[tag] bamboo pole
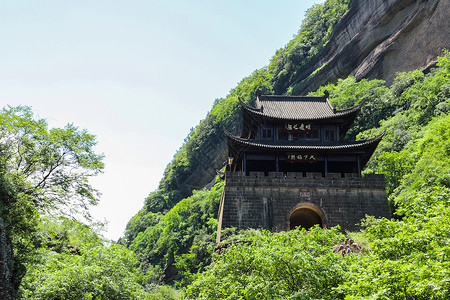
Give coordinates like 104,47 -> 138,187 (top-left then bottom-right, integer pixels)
215,179 -> 226,244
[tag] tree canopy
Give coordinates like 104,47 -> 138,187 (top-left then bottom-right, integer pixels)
0,106 -> 104,299
0,105 -> 104,215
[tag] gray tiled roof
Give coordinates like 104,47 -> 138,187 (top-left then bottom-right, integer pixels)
242,95 -> 360,120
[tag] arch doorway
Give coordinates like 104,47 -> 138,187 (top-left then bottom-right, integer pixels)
289,205 -> 323,230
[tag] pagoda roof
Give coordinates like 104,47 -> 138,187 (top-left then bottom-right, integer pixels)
226,132 -> 384,152
226,131 -> 384,169
241,95 -> 361,121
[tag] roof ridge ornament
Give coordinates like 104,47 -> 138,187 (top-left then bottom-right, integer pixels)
239,97 -> 261,112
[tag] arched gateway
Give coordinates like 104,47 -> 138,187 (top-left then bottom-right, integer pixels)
289,203 -> 326,230
216,95 -> 390,242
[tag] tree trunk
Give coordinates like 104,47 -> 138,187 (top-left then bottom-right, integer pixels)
0,214 -> 16,300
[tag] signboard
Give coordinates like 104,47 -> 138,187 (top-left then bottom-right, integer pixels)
286,153 -> 318,163
284,123 -> 313,133
299,192 -> 311,197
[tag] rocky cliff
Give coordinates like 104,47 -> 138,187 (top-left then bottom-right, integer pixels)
291,0 -> 450,94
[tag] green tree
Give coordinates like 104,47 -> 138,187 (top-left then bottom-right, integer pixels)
0,106 -> 104,299
129,183 -> 222,285
19,217 -> 150,300
337,188 -> 450,299
184,226 -> 346,300
310,77 -> 392,138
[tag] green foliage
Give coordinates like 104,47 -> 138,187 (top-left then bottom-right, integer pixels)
0,106 -> 105,296
337,188 -> 450,299
36,216 -> 105,250
0,169 -> 36,294
21,246 -> 147,300
229,68 -> 274,104
391,114 -> 450,211
375,150 -> 414,196
335,54 -> 450,298
219,227 -> 264,244
358,53 -> 450,199
174,227 -> 216,287
128,182 -> 223,284
19,218 -> 149,300
269,0 -> 351,94
122,209 -> 163,246
0,106 -> 104,215
184,226 -> 346,300
146,285 -> 181,300
310,77 -> 391,138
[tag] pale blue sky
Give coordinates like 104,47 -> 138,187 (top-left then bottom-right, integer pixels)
1,0 -> 323,240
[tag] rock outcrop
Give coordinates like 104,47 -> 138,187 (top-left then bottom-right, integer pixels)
291,0 -> 450,94
333,238 -> 364,256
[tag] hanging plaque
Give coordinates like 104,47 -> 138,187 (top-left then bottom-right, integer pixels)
284,123 -> 313,133
286,153 -> 318,163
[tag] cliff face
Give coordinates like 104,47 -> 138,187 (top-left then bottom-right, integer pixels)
291,0 -> 450,94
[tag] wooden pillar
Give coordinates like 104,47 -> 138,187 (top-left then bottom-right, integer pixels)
243,153 -> 247,173
275,155 -> 279,172
324,154 -> 328,175
356,156 -> 361,175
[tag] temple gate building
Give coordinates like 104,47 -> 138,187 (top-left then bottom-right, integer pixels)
216,95 -> 390,239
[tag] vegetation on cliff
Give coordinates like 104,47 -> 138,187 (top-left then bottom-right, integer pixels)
121,50 -> 450,297
269,0 -> 351,94
123,29 -> 449,300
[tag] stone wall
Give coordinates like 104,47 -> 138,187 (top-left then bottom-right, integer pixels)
222,171 -> 390,232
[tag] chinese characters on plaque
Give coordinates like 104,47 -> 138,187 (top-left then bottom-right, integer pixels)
286,153 -> 318,163
284,123 -> 312,133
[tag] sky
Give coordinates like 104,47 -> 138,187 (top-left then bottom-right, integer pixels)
1,0 -> 323,240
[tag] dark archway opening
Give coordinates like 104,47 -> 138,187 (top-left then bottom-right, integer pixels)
290,207 -> 323,230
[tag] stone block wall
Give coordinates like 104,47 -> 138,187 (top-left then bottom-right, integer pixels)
222,171 -> 390,232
